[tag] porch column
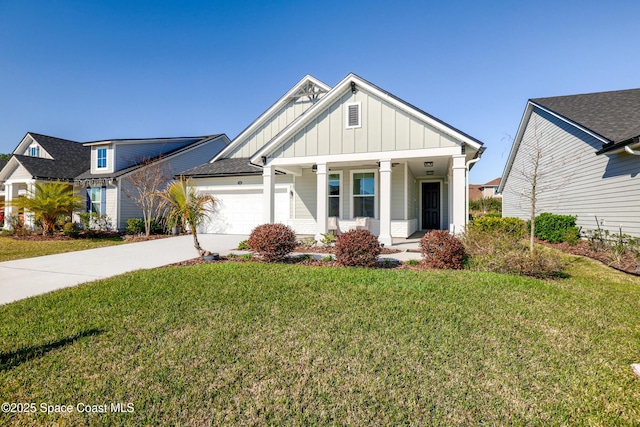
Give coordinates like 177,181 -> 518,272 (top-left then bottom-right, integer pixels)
451,155 -> 466,235
315,163 -> 327,241
3,183 -> 15,230
379,159 -> 393,246
263,165 -> 275,224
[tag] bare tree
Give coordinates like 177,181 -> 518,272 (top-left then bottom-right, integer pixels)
123,157 -> 173,237
505,116 -> 575,253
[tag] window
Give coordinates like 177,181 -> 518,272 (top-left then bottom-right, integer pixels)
346,102 -> 361,128
97,148 -> 107,169
328,172 -> 342,217
29,146 -> 39,157
352,171 -> 375,218
88,187 -> 106,216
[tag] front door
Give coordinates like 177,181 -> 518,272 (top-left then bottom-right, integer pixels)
421,182 -> 440,230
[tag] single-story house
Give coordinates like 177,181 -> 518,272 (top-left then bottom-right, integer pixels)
499,88 -> 640,236
469,178 -> 501,201
0,132 -> 229,231
182,73 -> 484,245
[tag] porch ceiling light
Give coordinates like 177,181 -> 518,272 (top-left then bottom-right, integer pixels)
424,161 -> 433,167
426,171 -> 434,176
312,164 -> 317,173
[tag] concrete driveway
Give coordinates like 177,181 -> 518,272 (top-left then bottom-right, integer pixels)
0,234 -> 248,306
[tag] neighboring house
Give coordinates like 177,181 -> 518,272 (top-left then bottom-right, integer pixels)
183,73 -> 484,244
0,132 -> 229,231
499,88 -> 640,236
469,178 -> 501,201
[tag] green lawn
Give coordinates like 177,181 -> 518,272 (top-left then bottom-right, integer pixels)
0,236 -> 125,262
1,258 -> 640,425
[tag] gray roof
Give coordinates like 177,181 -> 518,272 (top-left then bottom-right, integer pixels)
180,158 -> 263,177
0,160 -> 7,172
15,133 -> 90,180
75,134 -> 225,180
532,88 -> 640,150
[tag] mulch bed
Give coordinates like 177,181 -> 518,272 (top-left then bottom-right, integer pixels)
540,239 -> 640,276
164,255 -> 424,270
293,245 -> 401,255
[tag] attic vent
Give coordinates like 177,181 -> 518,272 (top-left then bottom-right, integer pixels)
346,102 -> 361,128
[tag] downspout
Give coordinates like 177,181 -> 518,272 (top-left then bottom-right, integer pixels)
465,154 -> 483,225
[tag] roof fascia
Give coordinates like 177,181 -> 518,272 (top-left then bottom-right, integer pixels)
83,135 -> 214,147
105,134 -> 229,181
251,74 -> 482,164
0,156 -> 24,181
532,101 -> 610,145
210,75 -> 332,163
13,133 -> 53,159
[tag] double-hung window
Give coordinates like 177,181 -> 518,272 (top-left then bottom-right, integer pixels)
90,187 -> 103,216
30,146 -> 40,157
97,148 -> 107,169
352,171 -> 376,218
328,172 -> 342,217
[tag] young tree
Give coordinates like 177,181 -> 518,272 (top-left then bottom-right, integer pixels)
9,181 -> 84,235
159,177 -> 217,257
122,157 -> 172,237
504,116 -> 574,253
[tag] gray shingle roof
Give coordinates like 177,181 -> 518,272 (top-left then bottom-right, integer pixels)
180,158 -> 263,177
16,133 -> 90,180
0,160 -> 7,172
532,88 -> 640,147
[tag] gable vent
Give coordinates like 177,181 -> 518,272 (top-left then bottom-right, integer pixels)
346,102 -> 361,128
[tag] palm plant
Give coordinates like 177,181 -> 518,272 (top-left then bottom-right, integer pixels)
159,177 -> 216,257
9,181 -> 84,235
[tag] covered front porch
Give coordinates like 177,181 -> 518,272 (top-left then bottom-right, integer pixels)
262,150 -> 470,246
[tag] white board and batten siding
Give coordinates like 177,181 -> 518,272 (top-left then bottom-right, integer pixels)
269,89 -> 460,160
502,107 -> 640,236
228,97 -> 317,159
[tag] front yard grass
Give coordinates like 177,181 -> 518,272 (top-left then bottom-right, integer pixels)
0,236 -> 125,262
1,257 -> 640,425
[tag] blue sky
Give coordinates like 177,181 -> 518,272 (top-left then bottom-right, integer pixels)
1,0 -> 639,183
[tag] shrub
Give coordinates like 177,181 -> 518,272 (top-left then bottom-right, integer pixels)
126,218 -> 145,235
247,223 -> 297,262
419,230 -> 466,270
405,259 -> 420,266
533,213 -> 579,243
469,216 -> 526,239
63,222 -> 79,238
320,232 -> 336,246
463,220 -> 565,278
334,229 -> 381,267
237,240 -> 250,250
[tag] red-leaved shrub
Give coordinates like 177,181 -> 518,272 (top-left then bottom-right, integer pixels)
334,229 -> 381,267
248,223 -> 297,262
420,230 -> 466,269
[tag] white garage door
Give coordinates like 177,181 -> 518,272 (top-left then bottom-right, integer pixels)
201,188 -> 290,234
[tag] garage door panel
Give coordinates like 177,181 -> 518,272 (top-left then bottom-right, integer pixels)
202,189 -> 289,234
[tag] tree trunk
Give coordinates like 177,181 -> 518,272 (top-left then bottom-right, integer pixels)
191,227 -> 205,257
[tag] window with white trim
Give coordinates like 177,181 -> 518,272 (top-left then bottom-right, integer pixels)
328,172 -> 342,218
352,171 -> 375,218
28,145 -> 40,157
97,148 -> 107,169
90,187 -> 103,215
346,102 -> 361,128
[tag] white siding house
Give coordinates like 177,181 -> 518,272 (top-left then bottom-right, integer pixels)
185,74 -> 484,244
500,88 -> 640,237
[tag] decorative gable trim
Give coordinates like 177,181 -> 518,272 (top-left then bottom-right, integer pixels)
251,73 -> 483,165
210,75 -> 331,163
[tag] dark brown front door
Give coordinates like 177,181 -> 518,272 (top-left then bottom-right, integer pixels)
421,182 -> 440,230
